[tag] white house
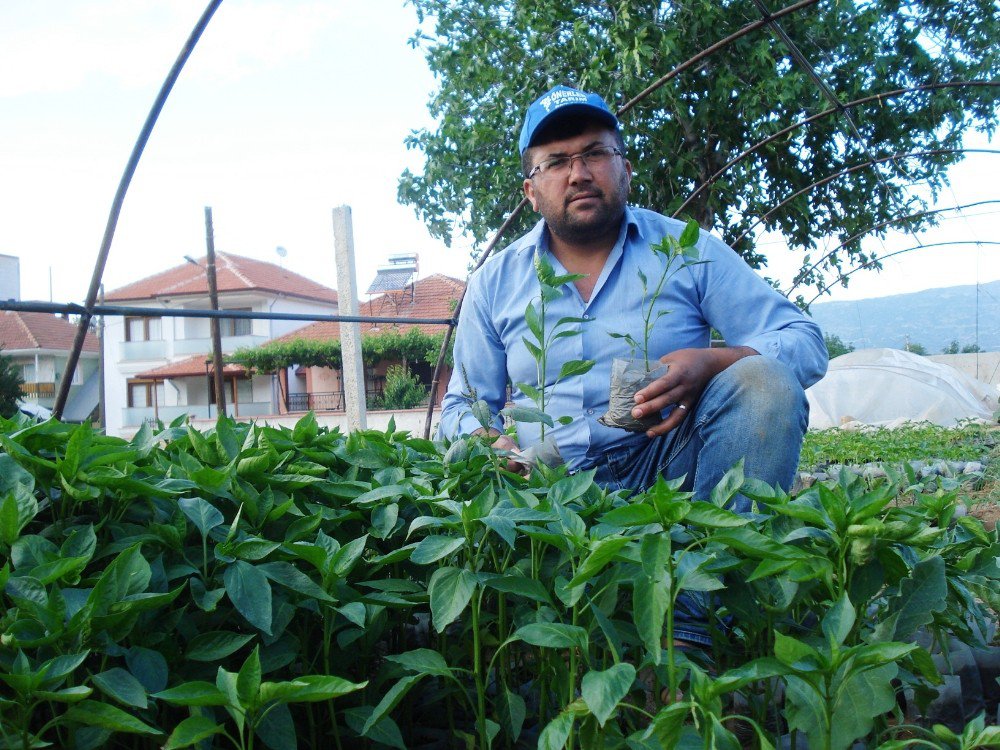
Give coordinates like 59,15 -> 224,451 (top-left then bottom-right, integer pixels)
0,310 -> 100,421
102,253 -> 338,437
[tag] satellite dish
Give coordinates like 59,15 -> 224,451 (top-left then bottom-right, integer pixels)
276,246 -> 288,258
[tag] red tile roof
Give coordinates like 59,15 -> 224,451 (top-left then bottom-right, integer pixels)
0,310 -> 99,353
135,354 -> 248,380
271,273 -> 463,344
105,252 -> 338,305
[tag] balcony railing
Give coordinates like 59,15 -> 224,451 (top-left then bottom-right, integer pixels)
284,386 -> 439,413
174,334 -> 268,356
20,382 -> 56,397
119,340 -> 167,361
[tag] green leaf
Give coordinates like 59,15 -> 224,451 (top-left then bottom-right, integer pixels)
684,501 -> 748,528
513,622 -> 588,651
678,218 -> 701,248
178,497 -> 225,537
33,685 -> 92,703
163,716 -> 224,750
599,504 -> 658,527
353,484 -> 408,507
501,405 -> 554,426
428,566 -> 477,633
257,561 -> 333,602
557,359 -> 596,380
224,560 -> 273,635
185,631 -> 255,662
362,675 -> 422,735
153,681 -> 229,707
568,536 -> 630,587
292,411 -> 319,443
821,593 -> 855,649
538,711 -> 574,750
65,700 -> 160,735
525,301 -> 543,341
482,573 -> 552,604
384,649 -> 455,680
830,663 -> 898,750
259,674 -> 367,703
774,632 -> 823,670
236,646 -> 262,709
92,668 -> 148,709
633,573 -> 670,665
498,686 -> 526,741
410,535 -> 465,565
581,663 -> 636,726
881,555 -> 947,641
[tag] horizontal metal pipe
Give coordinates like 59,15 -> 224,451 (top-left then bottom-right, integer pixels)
0,299 -> 456,327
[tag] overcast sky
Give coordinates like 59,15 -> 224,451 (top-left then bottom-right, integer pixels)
1,1 -> 997,309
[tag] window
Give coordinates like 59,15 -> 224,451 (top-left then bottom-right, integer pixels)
125,317 -> 162,342
20,363 -> 36,382
220,309 -> 252,337
127,380 -> 164,408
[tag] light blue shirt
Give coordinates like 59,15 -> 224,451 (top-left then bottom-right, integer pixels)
439,207 -> 828,470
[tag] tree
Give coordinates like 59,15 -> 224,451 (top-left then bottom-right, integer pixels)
824,333 -> 854,359
943,340 -> 961,354
399,0 -> 999,297
961,343 -> 982,353
904,341 -> 927,355
0,347 -> 24,418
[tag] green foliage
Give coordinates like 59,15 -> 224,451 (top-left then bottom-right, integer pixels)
0,347 -> 23,418
801,420 -> 995,469
824,332 -> 855,359
906,341 -> 929,355
370,364 -> 428,410
941,340 -> 981,355
229,327 -> 451,374
399,0 -> 999,295
0,414 -> 996,748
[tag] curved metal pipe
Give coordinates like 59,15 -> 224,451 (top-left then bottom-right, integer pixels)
671,81 -> 1000,220
54,0 -> 225,419
734,148 -> 1000,246
806,240 -> 1000,307
784,200 -> 1000,297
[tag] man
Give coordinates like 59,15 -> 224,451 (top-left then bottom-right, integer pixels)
439,84 -> 827,510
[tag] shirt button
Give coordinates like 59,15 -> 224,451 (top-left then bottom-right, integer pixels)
583,314 -> 591,320
586,408 -> 595,415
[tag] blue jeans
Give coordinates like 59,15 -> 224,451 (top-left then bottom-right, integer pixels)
591,356 -> 809,644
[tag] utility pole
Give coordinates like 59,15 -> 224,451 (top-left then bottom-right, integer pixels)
332,206 -> 367,430
204,207 -> 226,417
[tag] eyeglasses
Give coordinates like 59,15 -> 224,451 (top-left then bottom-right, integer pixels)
527,146 -> 623,179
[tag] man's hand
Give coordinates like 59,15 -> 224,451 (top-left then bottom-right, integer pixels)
473,428 -> 528,474
631,346 -> 759,438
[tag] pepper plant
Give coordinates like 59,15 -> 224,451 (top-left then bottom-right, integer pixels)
0,410 -> 996,749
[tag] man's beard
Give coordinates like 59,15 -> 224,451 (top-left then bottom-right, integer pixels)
541,172 -> 629,246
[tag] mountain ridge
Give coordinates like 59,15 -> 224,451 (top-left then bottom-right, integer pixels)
806,280 -> 1000,353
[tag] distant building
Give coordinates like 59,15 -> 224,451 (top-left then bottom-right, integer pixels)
271,273 -> 463,413
0,254 -> 20,302
0,310 -> 99,420
102,252 -> 338,437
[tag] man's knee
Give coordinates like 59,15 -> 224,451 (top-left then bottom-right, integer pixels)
710,356 -> 808,428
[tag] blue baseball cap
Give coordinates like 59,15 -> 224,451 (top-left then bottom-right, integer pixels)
518,85 -> 620,155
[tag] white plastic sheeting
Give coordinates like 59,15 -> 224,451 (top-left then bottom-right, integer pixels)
806,348 -> 1000,429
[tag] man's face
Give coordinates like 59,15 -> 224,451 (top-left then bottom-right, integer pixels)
522,123 -> 632,247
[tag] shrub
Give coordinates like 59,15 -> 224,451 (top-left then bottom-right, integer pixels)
372,363 -> 427,410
